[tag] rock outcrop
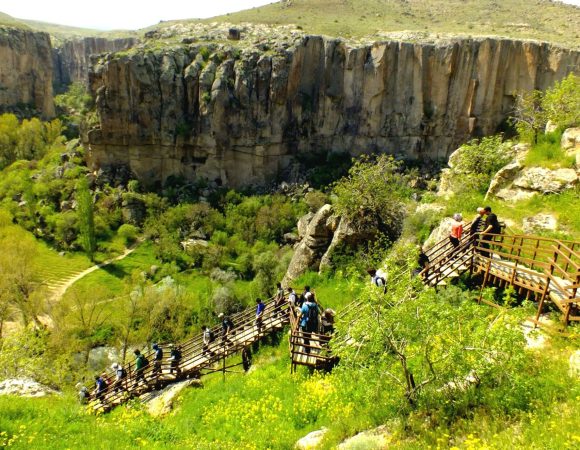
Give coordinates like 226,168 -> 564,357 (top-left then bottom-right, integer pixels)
487,164 -> 578,201
295,428 -> 328,450
284,204 -> 377,283
0,378 -> 58,397
338,426 -> 390,449
284,205 -> 334,283
86,34 -> 580,188
0,26 -> 54,117
53,37 -> 137,89
144,379 -> 201,417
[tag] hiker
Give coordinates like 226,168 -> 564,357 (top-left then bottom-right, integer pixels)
169,344 -> 182,376
202,326 -> 215,356
300,294 -> 320,333
134,349 -> 148,384
449,213 -> 463,249
481,206 -> 501,257
111,362 -> 127,392
287,286 -> 298,308
93,374 -> 107,401
77,384 -> 90,404
367,269 -> 387,293
219,313 -> 235,345
255,298 -> 266,330
415,246 -> 430,278
274,282 -> 285,317
299,286 -> 314,307
152,343 -> 163,376
470,207 -> 485,240
321,308 -> 336,335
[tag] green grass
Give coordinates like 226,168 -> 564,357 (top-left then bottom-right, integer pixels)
191,0 -> 580,47
524,131 -> 576,169
62,242 -> 162,300
0,315 -> 578,450
0,12 -> 29,29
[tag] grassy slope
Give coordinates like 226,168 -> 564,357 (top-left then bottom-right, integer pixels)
0,296 -> 577,449
195,0 -> 580,47
20,19 -> 135,41
0,12 -> 28,29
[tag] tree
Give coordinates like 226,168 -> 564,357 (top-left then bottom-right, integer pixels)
76,177 -> 96,260
510,89 -> 546,144
332,154 -> 412,241
542,73 -> 580,129
50,286 -> 112,365
0,220 -> 45,328
334,243 -> 527,410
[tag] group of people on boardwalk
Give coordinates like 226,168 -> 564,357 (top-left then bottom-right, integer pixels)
449,206 -> 501,256
83,281 -> 337,404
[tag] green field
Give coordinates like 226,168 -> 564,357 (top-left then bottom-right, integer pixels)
196,0 -> 580,47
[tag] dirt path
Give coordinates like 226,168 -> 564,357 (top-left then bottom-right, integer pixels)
49,245 -> 137,302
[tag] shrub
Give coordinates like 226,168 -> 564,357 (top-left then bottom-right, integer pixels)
332,154 -> 412,241
117,224 -> 139,245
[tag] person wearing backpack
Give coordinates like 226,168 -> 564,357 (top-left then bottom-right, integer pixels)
169,344 -> 182,376
202,326 -> 215,356
219,313 -> 235,346
367,269 -> 387,294
77,384 -> 90,404
300,296 -> 320,333
255,298 -> 266,331
134,349 -> 148,385
93,374 -> 107,401
152,343 -> 163,376
111,362 -> 127,392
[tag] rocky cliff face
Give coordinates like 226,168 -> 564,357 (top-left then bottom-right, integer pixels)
0,26 -> 54,117
53,37 -> 137,89
86,34 -> 580,188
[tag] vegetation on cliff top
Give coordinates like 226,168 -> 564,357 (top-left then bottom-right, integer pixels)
199,0 -> 580,47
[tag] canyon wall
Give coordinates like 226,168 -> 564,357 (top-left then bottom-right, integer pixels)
86,36 -> 580,188
0,26 -> 54,117
53,37 -> 137,89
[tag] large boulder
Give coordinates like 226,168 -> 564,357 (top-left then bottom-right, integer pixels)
513,167 -> 577,193
295,428 -> 328,450
145,379 -> 201,417
283,205 -> 334,283
319,216 -> 377,272
561,128 -> 580,151
0,378 -> 58,397
423,217 -> 455,250
487,165 -> 578,201
338,426 -> 390,449
522,214 -> 558,234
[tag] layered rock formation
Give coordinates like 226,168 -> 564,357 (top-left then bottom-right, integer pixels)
0,26 -> 54,117
53,37 -> 137,89
86,35 -> 579,188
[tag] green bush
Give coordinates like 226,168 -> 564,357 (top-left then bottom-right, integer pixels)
117,223 -> 139,245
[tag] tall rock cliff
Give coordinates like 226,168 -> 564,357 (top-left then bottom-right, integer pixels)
86,35 -> 580,188
53,37 -> 137,89
0,26 -> 54,117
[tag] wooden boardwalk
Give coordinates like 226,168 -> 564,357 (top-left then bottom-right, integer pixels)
288,228 -> 580,371
91,298 -> 289,411
91,229 -> 579,411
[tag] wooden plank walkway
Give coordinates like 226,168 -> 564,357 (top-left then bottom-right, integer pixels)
91,298 -> 289,411
293,229 -> 580,371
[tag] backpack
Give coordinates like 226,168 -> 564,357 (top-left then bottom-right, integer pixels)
117,367 -> 127,379
141,355 -> 149,367
374,276 -> 386,286
307,302 -> 319,324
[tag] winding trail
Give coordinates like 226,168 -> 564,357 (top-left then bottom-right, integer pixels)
48,245 -> 138,302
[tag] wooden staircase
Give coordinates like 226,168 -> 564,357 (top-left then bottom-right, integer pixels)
288,227 -> 580,371
91,298 -> 289,411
